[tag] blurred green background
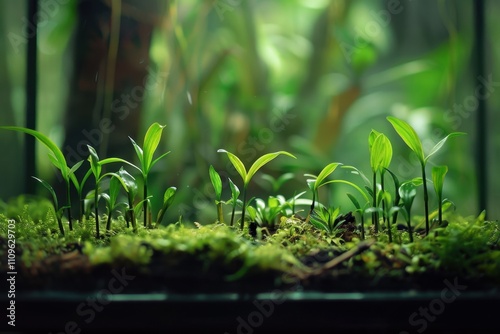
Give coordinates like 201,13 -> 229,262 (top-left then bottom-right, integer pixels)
0,0 -> 498,223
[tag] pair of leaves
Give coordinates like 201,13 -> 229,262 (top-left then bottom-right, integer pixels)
130,123 -> 170,176
306,162 -> 342,193
217,149 -> 296,188
369,130 -> 392,174
387,117 -> 465,165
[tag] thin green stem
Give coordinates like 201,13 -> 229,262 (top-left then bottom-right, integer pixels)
372,172 -> 378,233
95,185 -> 100,239
421,164 -> 430,235
143,178 -> 148,227
381,173 -> 391,242
57,214 -> 65,236
240,185 -> 248,230
106,210 -> 112,231
438,195 -> 443,226
230,204 -> 236,227
407,217 -> 413,242
67,182 -> 73,230
360,213 -> 365,240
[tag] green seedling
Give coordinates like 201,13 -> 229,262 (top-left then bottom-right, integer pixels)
32,176 -> 66,236
117,167 -> 138,231
209,165 -> 225,225
304,162 -> 342,222
87,146 -> 130,238
432,165 -> 448,226
156,186 -> 177,227
217,149 -> 296,230
101,175 -> 128,232
391,181 -> 419,242
346,193 -> 368,240
228,178 -> 240,227
253,196 -> 284,229
387,116 -> 465,235
1,126 -> 77,229
368,130 -> 393,234
260,172 -> 294,193
310,206 -> 341,235
129,123 -> 170,227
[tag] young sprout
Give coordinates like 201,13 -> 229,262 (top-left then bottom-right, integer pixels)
209,165 -> 225,225
129,123 -> 170,227
368,130 -> 392,234
432,165 -> 448,227
310,206 -> 341,235
304,162 -> 342,223
87,146 -> 130,238
155,186 -> 177,227
32,176 -> 66,236
260,172 -> 294,193
117,168 -> 138,231
399,182 -> 418,242
387,116 -> 465,235
101,176 -> 122,231
346,193 -> 367,240
217,149 -> 296,230
1,126 -> 77,229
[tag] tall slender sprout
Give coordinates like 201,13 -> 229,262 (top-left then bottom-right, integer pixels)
368,130 -> 392,234
0,126 -> 77,230
209,165 -> 225,225
129,123 -> 170,227
387,117 -> 465,235
217,150 -> 296,230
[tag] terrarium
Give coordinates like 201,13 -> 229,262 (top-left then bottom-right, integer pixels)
1,1 -> 499,333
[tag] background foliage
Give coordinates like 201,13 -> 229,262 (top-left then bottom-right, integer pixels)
1,0 -> 498,223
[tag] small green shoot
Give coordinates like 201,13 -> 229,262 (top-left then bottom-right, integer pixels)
32,176 -> 66,236
304,162 -> 342,222
368,130 -> 393,234
260,172 -> 294,193
217,149 -> 296,230
117,167 -> 138,231
387,116 -> 465,235
432,165 -> 448,226
156,186 -> 177,227
129,123 -> 170,227
209,165 -> 225,225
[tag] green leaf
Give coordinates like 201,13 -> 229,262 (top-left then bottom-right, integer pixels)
314,162 -> 342,191
118,168 -> 138,198
399,182 -> 418,212
69,160 -> 84,176
387,116 -> 425,163
87,145 -> 101,178
322,179 -> 370,202
425,132 -> 466,163
142,123 -> 166,173
432,165 -> 448,199
129,137 -> 144,166
163,186 -> 177,206
368,129 -> 381,151
109,175 -> 122,207
1,126 -> 69,180
150,151 -> 171,170
217,149 -> 247,183
346,193 -> 361,210
246,151 -> 296,185
32,176 -> 58,209
370,133 -> 392,173
209,165 -> 223,201
228,178 -> 240,201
